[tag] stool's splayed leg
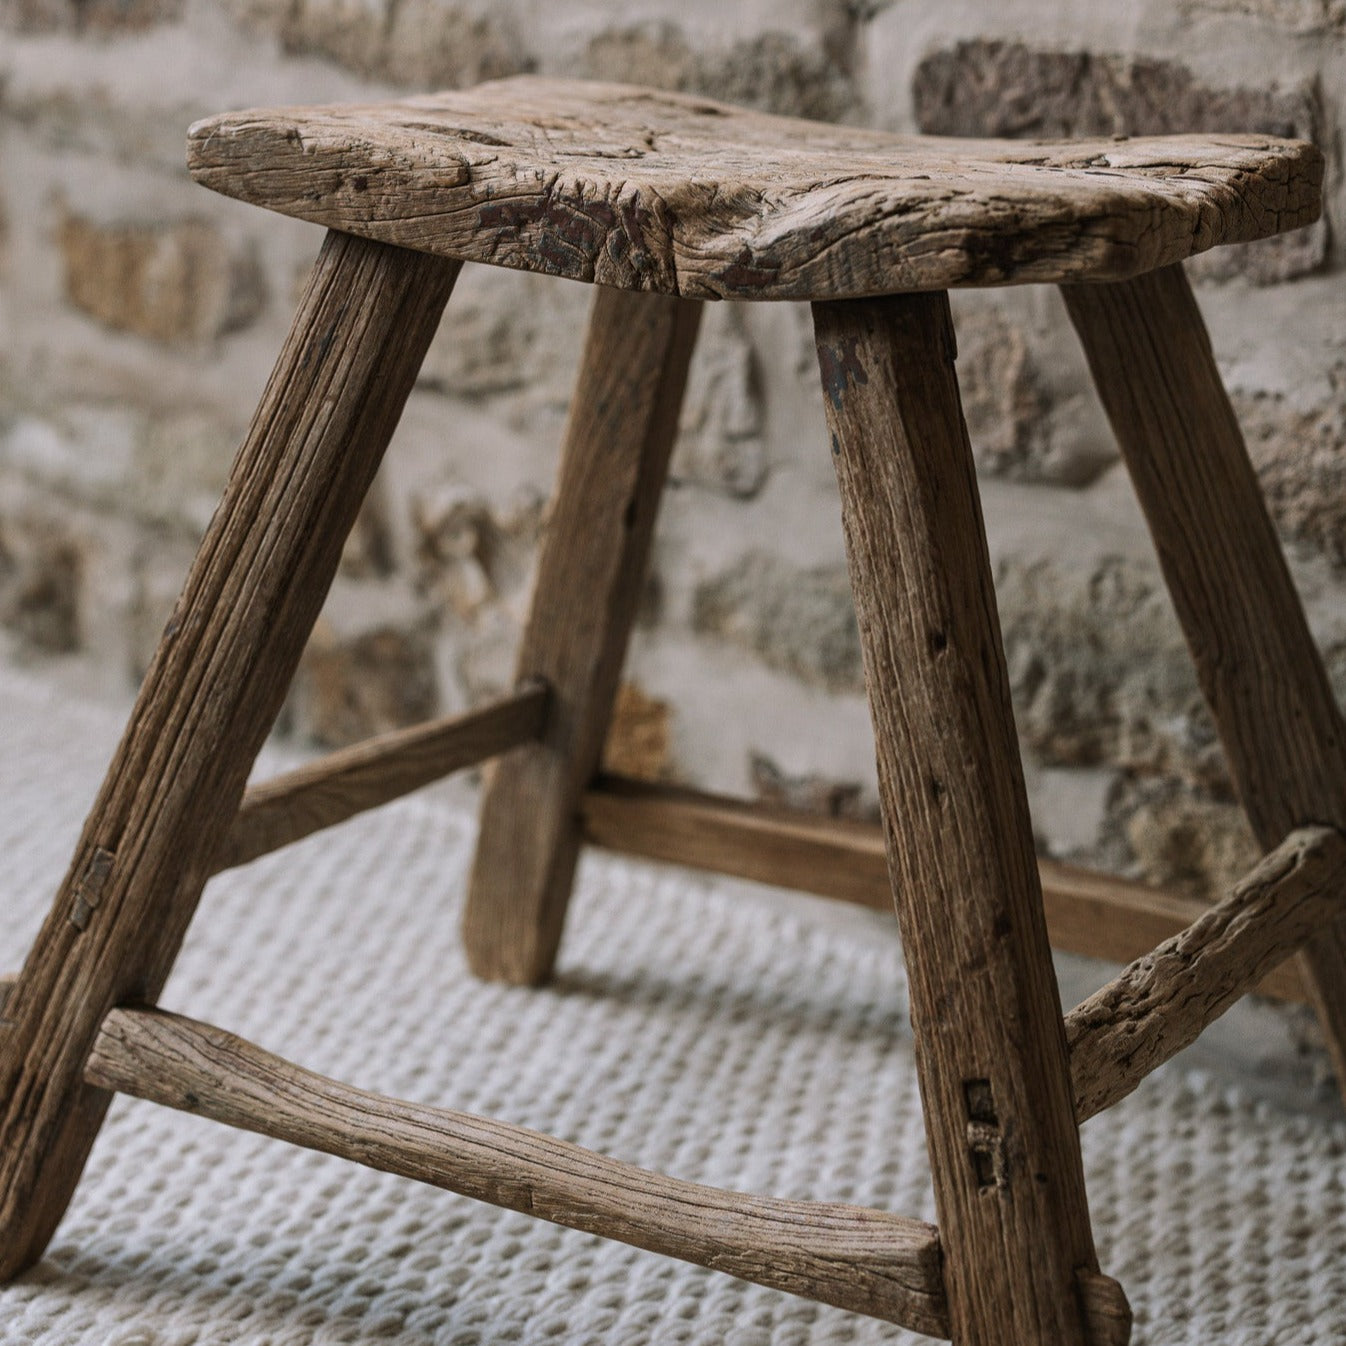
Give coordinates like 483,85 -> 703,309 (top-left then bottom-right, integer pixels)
461,287 -> 701,986
1063,265 -> 1346,1097
0,232 -> 458,1278
813,292 -> 1128,1346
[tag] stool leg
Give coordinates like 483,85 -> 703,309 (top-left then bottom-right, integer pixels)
1062,264 -> 1346,1092
0,231 -> 458,1277
813,293 -> 1126,1346
461,288 -> 701,985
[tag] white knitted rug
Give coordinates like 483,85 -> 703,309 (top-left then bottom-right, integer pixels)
0,667 -> 1343,1345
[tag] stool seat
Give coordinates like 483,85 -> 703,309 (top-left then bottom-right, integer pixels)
5,70 -> 1345,1346
186,75 -> 1322,300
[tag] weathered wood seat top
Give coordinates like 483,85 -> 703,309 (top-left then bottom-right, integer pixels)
188,75 -> 1322,301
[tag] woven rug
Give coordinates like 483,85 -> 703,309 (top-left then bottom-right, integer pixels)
0,666 -> 1342,1345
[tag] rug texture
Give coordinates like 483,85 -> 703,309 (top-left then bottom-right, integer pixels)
0,667 -> 1342,1345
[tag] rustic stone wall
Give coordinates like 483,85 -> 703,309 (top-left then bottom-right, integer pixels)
3,0 -> 1346,914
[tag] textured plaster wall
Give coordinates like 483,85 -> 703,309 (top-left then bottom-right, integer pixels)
2,1 -> 1346,997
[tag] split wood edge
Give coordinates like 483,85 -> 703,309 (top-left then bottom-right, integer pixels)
579,775 -> 1309,1004
82,1004 -> 950,1336
215,682 -> 549,871
1066,824 -> 1346,1121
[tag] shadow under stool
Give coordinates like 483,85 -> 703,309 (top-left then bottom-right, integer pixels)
2,75 -> 1344,1346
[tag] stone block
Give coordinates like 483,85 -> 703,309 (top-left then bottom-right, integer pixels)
692,551 -> 862,693
911,40 -> 1325,282
749,751 -> 869,820
59,210 -> 267,345
0,511 -> 82,655
340,483 -> 397,581
416,267 -> 586,402
602,681 -> 673,781
291,618 -> 439,748
1235,380 -> 1346,567
133,412 -> 241,534
672,306 -> 768,498
1187,220 -> 1330,285
1117,778 -> 1261,899
582,21 -> 855,119
410,481 -> 542,620
913,39 -> 1317,140
1,0 -> 182,31
1181,0 -> 1346,28
996,553 -> 1227,790
125,544 -> 191,684
228,0 -> 533,89
955,307 -> 1051,481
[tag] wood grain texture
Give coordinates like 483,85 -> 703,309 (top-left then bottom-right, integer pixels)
579,775 -> 1309,1004
187,76 -> 1322,300
1063,265 -> 1346,1093
461,286 -> 700,985
1076,1271 -> 1134,1346
814,292 -> 1119,1346
0,232 -> 458,1278
217,681 -> 548,871
1067,825 -> 1346,1122
84,1005 -> 952,1337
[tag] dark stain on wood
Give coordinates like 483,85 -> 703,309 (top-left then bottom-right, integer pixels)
816,335 -> 869,410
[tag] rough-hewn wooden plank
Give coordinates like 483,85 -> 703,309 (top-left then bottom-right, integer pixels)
217,682 -> 549,871
0,233 -> 459,1279
187,76 -> 1322,300
578,775 -> 1309,1004
814,292 -> 1121,1346
461,287 -> 700,985
1068,825 -> 1346,1122
84,1005 -> 951,1337
1063,264 -> 1346,1093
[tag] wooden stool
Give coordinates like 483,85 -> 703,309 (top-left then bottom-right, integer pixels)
2,77 -> 1343,1345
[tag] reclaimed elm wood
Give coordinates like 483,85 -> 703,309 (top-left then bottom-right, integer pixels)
0,231 -> 458,1278
217,680 -> 549,871
578,775 -> 1309,1003
186,77 -> 1322,300
461,286 -> 700,985
1063,265 -> 1346,1092
813,291 -> 1125,1346
1067,825 -> 1346,1122
83,1004 -> 952,1337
